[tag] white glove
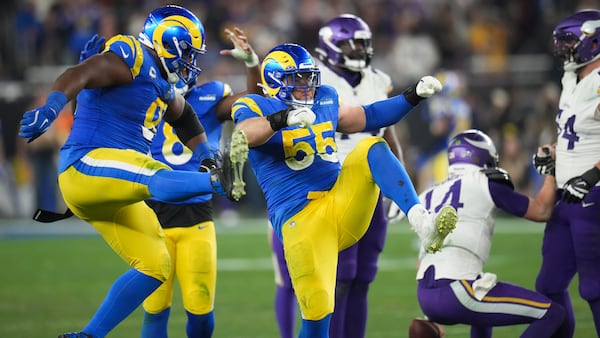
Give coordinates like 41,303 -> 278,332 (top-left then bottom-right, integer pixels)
416,75 -> 443,98
286,107 -> 316,128
221,27 -> 259,67
387,202 -> 406,223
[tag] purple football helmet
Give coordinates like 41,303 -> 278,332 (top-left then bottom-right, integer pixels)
448,129 -> 498,168
553,10 -> 600,69
315,14 -> 373,71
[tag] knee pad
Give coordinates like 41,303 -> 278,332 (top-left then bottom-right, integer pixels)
579,278 -> 600,302
300,288 -> 332,320
335,280 -> 352,300
136,249 -> 171,282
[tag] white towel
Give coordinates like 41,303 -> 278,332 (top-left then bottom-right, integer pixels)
472,272 -> 497,301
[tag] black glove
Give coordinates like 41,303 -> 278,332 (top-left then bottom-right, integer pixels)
199,158 -> 219,173
481,167 -> 514,190
532,146 -> 555,176
562,166 -> 600,203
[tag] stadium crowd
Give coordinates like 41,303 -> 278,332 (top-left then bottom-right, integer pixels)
0,0 -> 595,217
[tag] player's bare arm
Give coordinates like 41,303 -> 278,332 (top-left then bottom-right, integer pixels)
215,27 -> 262,121
524,175 -> 557,222
524,144 -> 557,221
235,116 -> 276,147
52,52 -> 133,100
337,104 -> 367,133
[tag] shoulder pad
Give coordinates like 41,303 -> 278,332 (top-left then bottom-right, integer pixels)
481,167 -> 514,190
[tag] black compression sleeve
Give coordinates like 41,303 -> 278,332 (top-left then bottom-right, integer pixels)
266,108 -> 291,131
169,101 -> 205,144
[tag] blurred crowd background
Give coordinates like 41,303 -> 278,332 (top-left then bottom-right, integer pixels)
0,0 -> 596,219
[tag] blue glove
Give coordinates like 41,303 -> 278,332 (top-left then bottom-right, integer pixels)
79,34 -> 106,63
562,166 -> 600,203
19,91 -> 68,143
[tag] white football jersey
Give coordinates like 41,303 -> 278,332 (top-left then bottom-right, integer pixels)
416,164 -> 496,280
555,67 -> 600,187
318,61 -> 393,162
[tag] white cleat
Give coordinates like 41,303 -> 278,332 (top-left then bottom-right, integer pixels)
228,129 -> 248,201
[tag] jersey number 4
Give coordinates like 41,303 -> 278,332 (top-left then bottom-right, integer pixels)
560,114 -> 579,150
423,180 -> 464,212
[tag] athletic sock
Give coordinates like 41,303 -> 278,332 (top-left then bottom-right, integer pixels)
84,269 -> 162,337
141,307 -> 170,338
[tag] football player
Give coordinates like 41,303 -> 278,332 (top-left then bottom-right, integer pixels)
534,9 -> 600,337
414,129 -> 565,338
269,14 -> 403,338
230,42 -> 456,337
140,27 -> 261,338
18,5 -> 242,338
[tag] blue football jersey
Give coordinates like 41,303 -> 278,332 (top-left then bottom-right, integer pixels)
232,85 -> 342,233
59,34 -> 173,173
150,81 -> 231,204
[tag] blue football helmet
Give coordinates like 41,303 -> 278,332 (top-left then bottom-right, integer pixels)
260,43 -> 321,107
138,5 -> 206,84
448,129 -> 499,168
553,10 -> 600,70
315,14 -> 373,71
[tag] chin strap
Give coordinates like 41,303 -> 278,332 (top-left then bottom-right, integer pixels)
564,53 -> 600,72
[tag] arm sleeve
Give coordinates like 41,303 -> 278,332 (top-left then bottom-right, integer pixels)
362,94 -> 415,131
489,181 -> 529,217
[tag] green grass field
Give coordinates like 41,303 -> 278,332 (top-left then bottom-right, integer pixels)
0,217 -> 594,337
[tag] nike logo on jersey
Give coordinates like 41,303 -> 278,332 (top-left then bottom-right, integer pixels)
198,225 -> 209,230
582,201 -> 595,208
119,46 -> 130,58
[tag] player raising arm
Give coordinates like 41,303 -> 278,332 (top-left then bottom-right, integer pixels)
228,42 -> 457,337
18,5 -> 239,338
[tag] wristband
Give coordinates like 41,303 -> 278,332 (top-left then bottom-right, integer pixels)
266,108 -> 291,131
46,91 -> 68,117
231,49 -> 259,68
402,82 -> 423,106
582,166 -> 600,186
244,52 -> 259,68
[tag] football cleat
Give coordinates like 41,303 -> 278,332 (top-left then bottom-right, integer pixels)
211,128 -> 248,201
58,332 -> 92,338
423,205 -> 457,254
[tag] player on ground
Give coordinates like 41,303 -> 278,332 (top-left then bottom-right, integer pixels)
534,9 -> 600,337
18,5 -> 242,338
230,42 -> 457,337
414,129 -> 565,338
